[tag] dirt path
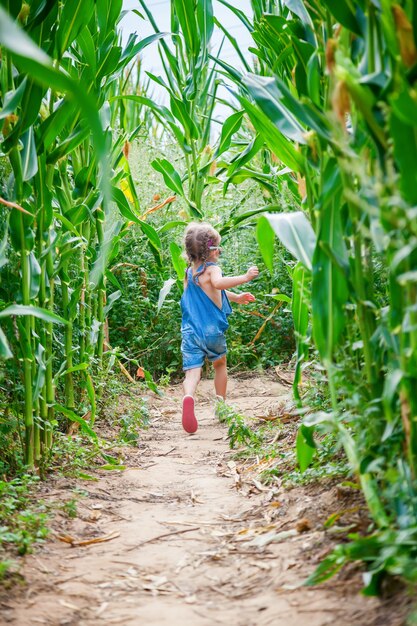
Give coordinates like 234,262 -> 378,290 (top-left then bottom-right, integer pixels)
1,376 -> 404,625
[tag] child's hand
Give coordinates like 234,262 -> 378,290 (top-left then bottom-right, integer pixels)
237,292 -> 256,304
245,266 -> 259,282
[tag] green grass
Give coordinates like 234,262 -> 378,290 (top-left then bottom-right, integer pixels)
0,475 -> 49,582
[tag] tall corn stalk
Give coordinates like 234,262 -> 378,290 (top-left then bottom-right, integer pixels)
0,1 -> 157,468
217,0 -> 417,587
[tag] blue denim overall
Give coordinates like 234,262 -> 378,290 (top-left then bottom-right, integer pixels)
180,262 -> 232,370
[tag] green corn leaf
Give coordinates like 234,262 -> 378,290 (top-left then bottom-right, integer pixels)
217,0 -> 253,31
170,241 -> 187,281
158,220 -> 187,233
55,404 -> 98,442
32,342 -> 46,403
89,221 -> 123,289
282,0 -> 314,29
291,262 -> 310,402
58,363 -> 90,377
56,0 -> 96,58
106,269 -> 123,291
0,326 -> 13,359
242,74 -> 307,144
111,186 -> 141,223
47,125 -> 89,164
19,80 -> 44,139
209,53 -> 243,82
216,110 -> 244,157
157,278 -> 177,313
312,176 -> 349,361
225,170 -> 276,196
103,290 -> 122,317
66,203 -> 90,227
0,7 -> 109,203
197,0 -> 214,54
77,25 -> 97,74
307,52 -> 321,106
227,134 -> 265,178
292,262 -> 309,340
296,425 -> 316,472
21,127 -> 38,181
37,99 -> 77,152
256,216 -> 275,273
0,304 -> 68,325
379,0 -> 399,58
0,219 -> 8,270
140,220 -> 162,252
390,113 -> 417,204
267,212 -> 316,271
28,252 -> 41,300
146,71 -> 171,91
97,45 -> 122,81
97,0 -> 123,35
151,158 -> 185,197
173,0 -> 199,57
53,211 -> 81,237
265,293 -> 291,303
0,78 -> 27,119
170,96 -> 200,139
124,32 -> 169,61
382,369 -> 403,423
320,0 -> 362,35
390,86 -> 417,127
239,97 -> 304,173
273,77 -> 333,143
86,373 -> 96,426
77,473 -> 98,481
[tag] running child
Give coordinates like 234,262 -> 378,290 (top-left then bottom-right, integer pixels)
180,222 -> 259,434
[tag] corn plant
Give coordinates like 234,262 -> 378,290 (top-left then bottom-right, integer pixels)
0,0 -> 160,469
216,0 -> 417,589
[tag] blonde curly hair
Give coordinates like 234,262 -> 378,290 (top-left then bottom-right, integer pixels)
183,222 -> 220,282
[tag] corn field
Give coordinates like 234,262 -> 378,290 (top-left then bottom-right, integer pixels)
1,0 -> 417,596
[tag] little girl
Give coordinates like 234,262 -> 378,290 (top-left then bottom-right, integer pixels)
180,222 -> 258,434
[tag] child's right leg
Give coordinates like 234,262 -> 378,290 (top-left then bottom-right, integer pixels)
183,366 -> 201,397
182,367 -> 201,434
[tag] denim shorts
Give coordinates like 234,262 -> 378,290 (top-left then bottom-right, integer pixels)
181,330 -> 227,371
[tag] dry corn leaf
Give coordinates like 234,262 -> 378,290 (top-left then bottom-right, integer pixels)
57,531 -> 120,547
295,518 -> 312,533
88,510 -> 102,522
141,195 -> 176,220
392,5 -> 417,67
274,366 -> 294,386
59,599 -> 81,610
248,528 -> 298,547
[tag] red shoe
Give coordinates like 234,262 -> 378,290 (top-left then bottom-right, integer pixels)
182,395 -> 198,434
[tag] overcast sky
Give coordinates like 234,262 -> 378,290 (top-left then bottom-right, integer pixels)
120,0 -> 254,126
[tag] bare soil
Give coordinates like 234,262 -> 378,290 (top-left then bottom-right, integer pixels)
0,375 -> 412,626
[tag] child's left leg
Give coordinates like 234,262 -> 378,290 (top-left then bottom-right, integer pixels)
213,355 -> 227,399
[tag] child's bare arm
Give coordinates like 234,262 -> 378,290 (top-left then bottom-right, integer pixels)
210,265 -> 259,290
226,290 -> 256,304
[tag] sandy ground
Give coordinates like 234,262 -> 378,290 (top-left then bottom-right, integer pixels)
0,376 -> 409,626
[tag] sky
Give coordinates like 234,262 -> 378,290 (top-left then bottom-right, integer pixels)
119,0 -> 254,126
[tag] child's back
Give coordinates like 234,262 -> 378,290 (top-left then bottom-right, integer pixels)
189,261 -> 222,309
